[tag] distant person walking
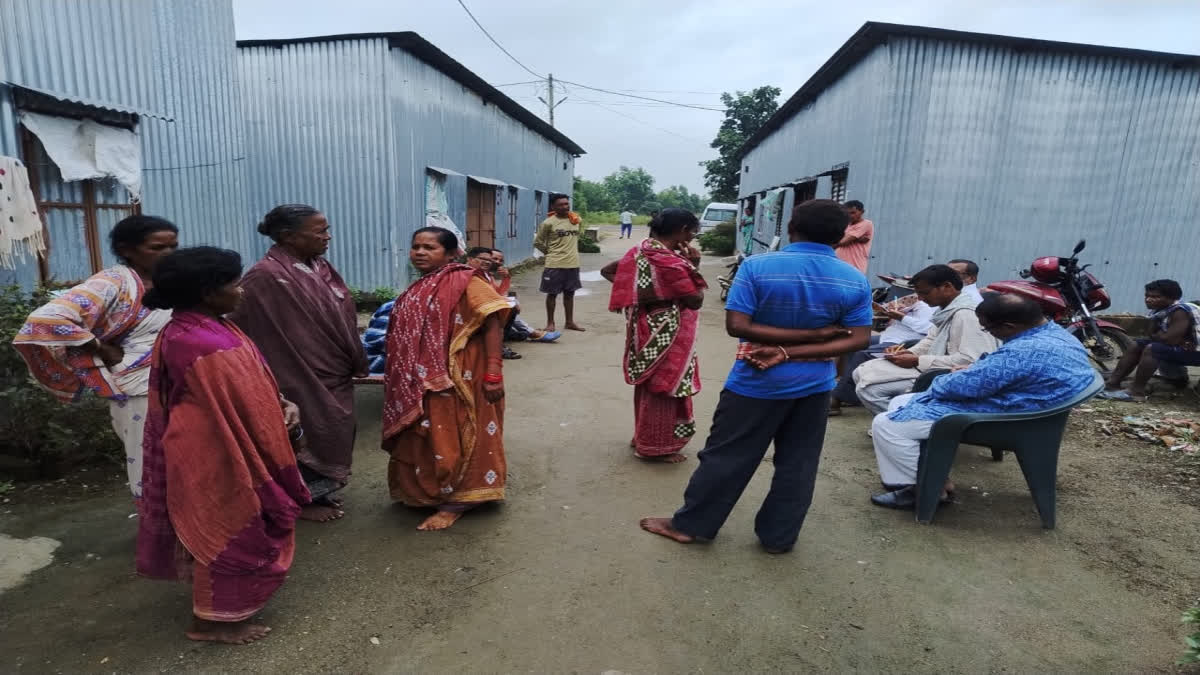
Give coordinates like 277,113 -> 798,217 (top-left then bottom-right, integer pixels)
619,208 -> 636,239
534,194 -> 585,332
835,200 -> 873,274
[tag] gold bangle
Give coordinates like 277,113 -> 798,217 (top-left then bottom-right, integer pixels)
777,345 -> 788,361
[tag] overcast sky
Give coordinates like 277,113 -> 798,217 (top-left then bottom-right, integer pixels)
233,0 -> 1200,196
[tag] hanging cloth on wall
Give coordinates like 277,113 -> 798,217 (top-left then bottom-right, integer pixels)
0,156 -> 45,268
19,111 -> 142,201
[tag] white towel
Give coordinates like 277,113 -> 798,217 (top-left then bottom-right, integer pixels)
0,156 -> 45,268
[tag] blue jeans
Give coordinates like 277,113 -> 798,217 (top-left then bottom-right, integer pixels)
620,223 -> 632,237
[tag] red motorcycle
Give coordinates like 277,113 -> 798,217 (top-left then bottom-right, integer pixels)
986,240 -> 1132,372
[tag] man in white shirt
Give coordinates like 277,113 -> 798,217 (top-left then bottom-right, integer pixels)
830,293 -> 935,415
619,209 -> 635,239
853,265 -> 998,415
949,259 -> 983,304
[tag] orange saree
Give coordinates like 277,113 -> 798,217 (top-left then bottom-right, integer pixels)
382,270 -> 510,508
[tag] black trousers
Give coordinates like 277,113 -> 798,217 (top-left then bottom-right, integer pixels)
672,389 -> 831,551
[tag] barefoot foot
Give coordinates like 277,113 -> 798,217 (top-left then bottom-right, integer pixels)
565,322 -> 586,332
417,510 -> 463,531
186,618 -> 272,645
639,517 -> 695,544
635,452 -> 687,464
300,504 -> 344,522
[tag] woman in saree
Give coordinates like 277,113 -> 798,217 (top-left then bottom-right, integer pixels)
137,246 -> 309,645
13,215 -> 179,497
602,208 -> 706,464
232,204 -> 367,522
382,227 -> 510,531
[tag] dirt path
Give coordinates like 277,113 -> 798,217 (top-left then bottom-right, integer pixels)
2,226 -> 1197,672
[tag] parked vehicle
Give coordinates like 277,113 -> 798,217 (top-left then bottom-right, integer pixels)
699,202 -> 739,232
985,240 -> 1132,372
717,252 -> 744,301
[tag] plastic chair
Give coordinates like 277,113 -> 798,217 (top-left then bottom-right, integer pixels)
913,373 -> 1104,529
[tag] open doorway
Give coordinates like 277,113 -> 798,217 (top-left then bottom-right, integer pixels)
466,180 -> 497,248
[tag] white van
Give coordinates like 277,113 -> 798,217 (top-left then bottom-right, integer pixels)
698,202 -> 739,231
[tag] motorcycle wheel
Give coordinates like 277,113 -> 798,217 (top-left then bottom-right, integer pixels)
1084,327 -> 1134,373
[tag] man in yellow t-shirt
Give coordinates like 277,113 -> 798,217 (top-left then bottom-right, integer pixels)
533,194 -> 585,332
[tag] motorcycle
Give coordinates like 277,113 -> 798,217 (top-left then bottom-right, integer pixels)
985,239 -> 1132,373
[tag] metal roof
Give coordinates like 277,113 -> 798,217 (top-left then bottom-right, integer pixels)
739,21 -> 1200,159
235,31 -> 586,156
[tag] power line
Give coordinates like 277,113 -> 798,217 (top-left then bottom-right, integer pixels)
455,1 -> 723,115
454,0 -> 544,79
556,79 -> 724,113
563,86 -> 707,143
617,88 -> 726,96
493,80 -> 545,88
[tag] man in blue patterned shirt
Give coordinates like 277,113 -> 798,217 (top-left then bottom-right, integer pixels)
870,294 -> 1096,509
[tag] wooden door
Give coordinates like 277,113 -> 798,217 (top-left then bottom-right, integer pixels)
466,182 -> 496,248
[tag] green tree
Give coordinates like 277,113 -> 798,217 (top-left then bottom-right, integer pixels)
700,86 -> 781,202
656,184 -> 706,213
602,166 -> 656,212
573,175 -> 616,212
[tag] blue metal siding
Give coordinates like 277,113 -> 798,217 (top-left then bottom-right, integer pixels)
387,47 -> 573,286
0,0 -> 172,118
0,0 -> 248,288
741,36 -> 1200,311
237,37 -> 574,291
238,38 -> 396,290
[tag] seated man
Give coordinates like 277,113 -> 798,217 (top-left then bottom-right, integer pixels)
948,258 -> 984,305
869,294 -> 1096,508
489,249 -> 560,344
1101,279 -> 1200,401
853,264 -> 996,415
829,291 -> 934,415
467,247 -> 522,360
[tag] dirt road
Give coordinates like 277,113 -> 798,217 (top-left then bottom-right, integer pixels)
2,226 -> 1197,672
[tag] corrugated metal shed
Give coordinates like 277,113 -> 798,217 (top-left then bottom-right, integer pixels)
237,33 -> 581,290
0,0 -> 248,287
738,22 -> 1200,312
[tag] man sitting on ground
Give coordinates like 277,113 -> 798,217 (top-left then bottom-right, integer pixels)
853,264 -> 996,415
467,247 -> 522,360
490,249 -> 560,344
869,294 -> 1096,509
1101,279 -> 1200,401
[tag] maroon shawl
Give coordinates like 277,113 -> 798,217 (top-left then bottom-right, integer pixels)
232,246 -> 367,482
609,239 -> 707,396
136,313 -> 308,591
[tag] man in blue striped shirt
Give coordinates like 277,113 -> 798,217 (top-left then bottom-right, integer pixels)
641,199 -> 873,553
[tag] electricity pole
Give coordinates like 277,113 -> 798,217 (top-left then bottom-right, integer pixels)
538,73 -> 567,127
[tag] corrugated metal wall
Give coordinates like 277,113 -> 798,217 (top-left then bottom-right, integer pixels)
238,37 -> 574,291
141,0 -> 250,257
741,36 -> 1200,312
388,46 -> 573,286
0,0 -> 249,288
238,38 -> 396,289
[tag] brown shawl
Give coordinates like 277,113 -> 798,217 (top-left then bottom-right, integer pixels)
232,246 -> 367,482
